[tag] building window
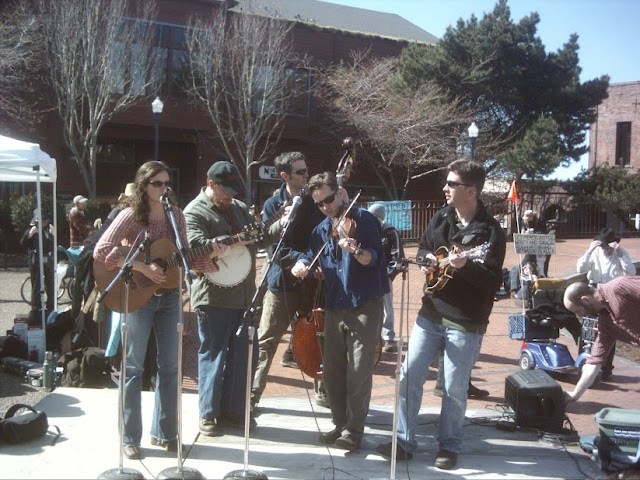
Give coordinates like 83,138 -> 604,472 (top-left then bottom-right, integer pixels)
615,121 -> 631,166
96,139 -> 136,164
286,67 -> 311,117
110,19 -> 187,99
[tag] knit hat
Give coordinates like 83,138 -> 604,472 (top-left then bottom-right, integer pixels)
368,203 -> 385,221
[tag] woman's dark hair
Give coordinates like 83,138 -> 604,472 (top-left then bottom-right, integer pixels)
130,161 -> 170,224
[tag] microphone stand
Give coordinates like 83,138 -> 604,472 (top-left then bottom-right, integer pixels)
157,200 -> 203,480
98,240 -> 145,480
373,259 -> 409,480
224,216 -> 297,480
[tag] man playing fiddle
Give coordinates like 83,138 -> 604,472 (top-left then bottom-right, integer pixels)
251,151 -> 326,410
292,171 -> 388,451
377,159 -> 505,469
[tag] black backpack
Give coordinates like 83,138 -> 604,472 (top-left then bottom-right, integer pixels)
0,335 -> 28,360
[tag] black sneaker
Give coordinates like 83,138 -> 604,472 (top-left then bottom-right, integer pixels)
382,340 -> 397,353
199,417 -> 223,437
434,449 -> 458,470
376,441 -> 413,461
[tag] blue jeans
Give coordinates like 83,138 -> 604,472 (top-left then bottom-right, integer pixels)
397,314 -> 483,453
120,290 -> 179,446
196,305 -> 258,420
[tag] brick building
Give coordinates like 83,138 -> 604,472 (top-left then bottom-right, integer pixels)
2,0 -> 438,209
589,81 -> 640,172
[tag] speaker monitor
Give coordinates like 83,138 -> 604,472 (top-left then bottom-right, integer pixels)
505,369 -> 565,433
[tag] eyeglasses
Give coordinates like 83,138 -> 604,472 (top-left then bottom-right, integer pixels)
148,180 -> 171,188
445,180 -> 471,189
315,191 -> 337,207
292,168 -> 308,176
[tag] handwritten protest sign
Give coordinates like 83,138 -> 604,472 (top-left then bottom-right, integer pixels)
513,233 -> 556,255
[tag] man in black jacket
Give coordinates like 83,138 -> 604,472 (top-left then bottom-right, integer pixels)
377,159 -> 506,470
20,212 -> 55,312
251,152 -> 326,409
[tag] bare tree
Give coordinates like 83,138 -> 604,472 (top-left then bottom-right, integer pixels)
319,53 -> 500,199
0,1 -> 41,130
185,7 -> 298,204
35,0 -> 157,197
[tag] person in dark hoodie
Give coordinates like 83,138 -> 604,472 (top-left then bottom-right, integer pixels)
376,159 -> 506,470
251,152 -> 328,409
21,210 -> 55,312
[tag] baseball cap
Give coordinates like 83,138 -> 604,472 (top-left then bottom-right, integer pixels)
73,195 -> 88,204
207,161 -> 245,196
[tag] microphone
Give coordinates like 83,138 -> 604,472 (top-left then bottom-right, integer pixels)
285,196 -> 303,226
161,187 -> 172,204
144,230 -> 151,265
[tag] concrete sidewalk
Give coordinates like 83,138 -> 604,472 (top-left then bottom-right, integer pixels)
2,237 -> 639,479
0,388 -> 602,479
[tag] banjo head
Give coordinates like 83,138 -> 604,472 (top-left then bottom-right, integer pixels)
205,245 -> 252,288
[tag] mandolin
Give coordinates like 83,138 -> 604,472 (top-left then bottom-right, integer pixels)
422,242 -> 490,294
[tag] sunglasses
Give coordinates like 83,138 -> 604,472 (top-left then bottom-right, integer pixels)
445,180 -> 471,189
148,180 -> 171,188
292,168 -> 308,176
315,191 -> 337,207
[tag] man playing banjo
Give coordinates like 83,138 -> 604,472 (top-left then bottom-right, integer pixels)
184,161 -> 285,436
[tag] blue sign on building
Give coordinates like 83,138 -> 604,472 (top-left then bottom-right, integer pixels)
367,201 -> 412,231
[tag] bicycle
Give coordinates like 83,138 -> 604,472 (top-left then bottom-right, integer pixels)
20,247 -> 77,306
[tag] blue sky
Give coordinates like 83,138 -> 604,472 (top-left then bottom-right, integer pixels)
327,0 -> 640,180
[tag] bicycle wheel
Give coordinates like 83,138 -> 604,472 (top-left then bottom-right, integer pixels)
57,277 -> 68,300
21,276 -> 32,305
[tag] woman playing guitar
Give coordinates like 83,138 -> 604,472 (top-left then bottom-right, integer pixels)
93,161 -> 222,460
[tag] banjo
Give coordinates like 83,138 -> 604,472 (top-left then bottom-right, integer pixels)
204,224 -> 263,288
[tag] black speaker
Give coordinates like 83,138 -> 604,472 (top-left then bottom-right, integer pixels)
505,369 -> 564,433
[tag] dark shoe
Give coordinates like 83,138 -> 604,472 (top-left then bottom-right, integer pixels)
219,412 -> 257,430
383,340 -> 397,353
434,449 -> 458,470
376,441 -> 413,461
318,428 -> 342,445
199,417 -> 223,437
124,445 -> 143,460
468,383 -> 490,399
315,394 -> 330,408
150,437 -> 178,451
433,387 -> 443,397
334,433 -> 361,451
601,371 -> 612,381
280,356 -> 299,369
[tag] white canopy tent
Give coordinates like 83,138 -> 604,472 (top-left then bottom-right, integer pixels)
0,134 -> 58,362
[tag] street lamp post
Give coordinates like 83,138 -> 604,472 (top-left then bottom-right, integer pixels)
152,97 -> 164,163
468,122 -> 479,161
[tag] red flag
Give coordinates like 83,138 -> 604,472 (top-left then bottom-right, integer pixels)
507,180 -> 519,204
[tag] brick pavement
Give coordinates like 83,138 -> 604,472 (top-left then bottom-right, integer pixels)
181,237 -> 640,437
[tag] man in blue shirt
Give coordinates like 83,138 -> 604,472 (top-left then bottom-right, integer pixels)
292,172 -> 388,451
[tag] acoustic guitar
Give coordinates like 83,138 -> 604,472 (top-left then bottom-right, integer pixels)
94,225 -> 261,312
422,242 -> 490,294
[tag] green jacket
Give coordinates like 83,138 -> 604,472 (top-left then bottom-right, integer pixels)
184,188 -> 281,309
